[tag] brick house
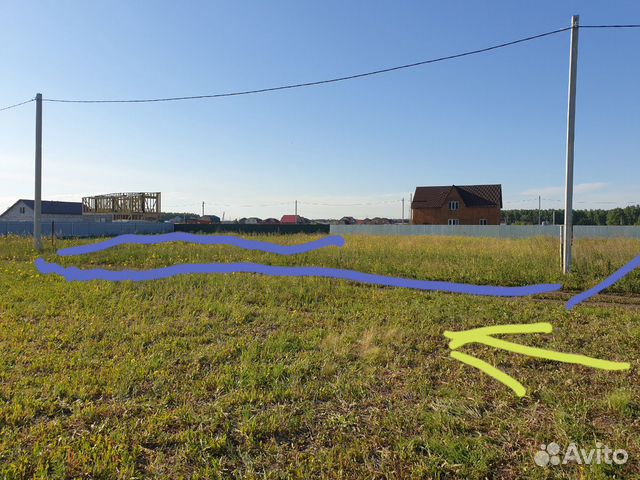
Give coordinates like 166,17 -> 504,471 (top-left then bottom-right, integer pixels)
411,185 -> 502,225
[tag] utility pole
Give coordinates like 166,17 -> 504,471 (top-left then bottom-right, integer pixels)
563,15 -> 579,274
202,201 -> 205,217
538,195 -> 541,225
34,93 -> 43,251
401,198 -> 405,224
294,200 -> 298,224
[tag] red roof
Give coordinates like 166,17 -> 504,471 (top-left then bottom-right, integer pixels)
412,185 -> 502,208
280,215 -> 299,224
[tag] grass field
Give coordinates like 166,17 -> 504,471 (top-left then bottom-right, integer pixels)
1,234 -> 639,479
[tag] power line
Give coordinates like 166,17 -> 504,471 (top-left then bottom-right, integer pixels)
0,98 -> 34,112
188,201 -> 291,208
34,24 -> 640,105
40,26 -> 576,104
299,200 -> 399,206
168,200 -> 400,208
1,23 -> 638,111
504,200 -> 638,207
580,24 -> 640,28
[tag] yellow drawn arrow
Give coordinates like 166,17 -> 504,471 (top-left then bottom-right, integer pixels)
444,322 -> 631,397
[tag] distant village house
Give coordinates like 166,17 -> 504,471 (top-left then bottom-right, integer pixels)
0,199 -> 84,222
280,215 -> 310,224
195,215 -> 221,224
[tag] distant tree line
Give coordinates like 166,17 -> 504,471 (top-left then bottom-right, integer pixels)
502,205 -> 640,225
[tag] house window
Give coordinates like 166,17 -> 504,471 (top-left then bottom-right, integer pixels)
479,219 -> 487,225
448,201 -> 459,211
448,219 -> 459,226
19,207 -> 25,214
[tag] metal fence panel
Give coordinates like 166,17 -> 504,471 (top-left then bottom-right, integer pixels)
573,226 -> 640,239
329,224 -> 640,239
3,222 -> 640,239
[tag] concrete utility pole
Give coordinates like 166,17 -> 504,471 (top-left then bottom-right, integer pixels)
34,93 -> 43,251
563,15 -> 579,274
538,196 -> 541,225
294,200 -> 298,224
202,201 -> 205,217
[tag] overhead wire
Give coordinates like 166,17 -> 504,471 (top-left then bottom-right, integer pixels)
1,24 -> 639,111
40,27 -> 575,104
299,200 -> 400,206
580,24 -> 640,28
0,98 -> 34,112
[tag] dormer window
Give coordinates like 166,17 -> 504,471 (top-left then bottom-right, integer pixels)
448,201 -> 459,211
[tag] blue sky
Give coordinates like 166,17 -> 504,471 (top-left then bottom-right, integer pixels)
1,1 -> 638,219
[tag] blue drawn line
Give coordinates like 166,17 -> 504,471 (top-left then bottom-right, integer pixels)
566,254 -> 640,309
34,258 -> 561,297
56,233 -> 345,257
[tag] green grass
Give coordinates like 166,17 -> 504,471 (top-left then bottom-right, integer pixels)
0,234 -> 639,479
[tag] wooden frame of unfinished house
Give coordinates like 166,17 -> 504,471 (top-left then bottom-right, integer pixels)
82,192 -> 161,221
